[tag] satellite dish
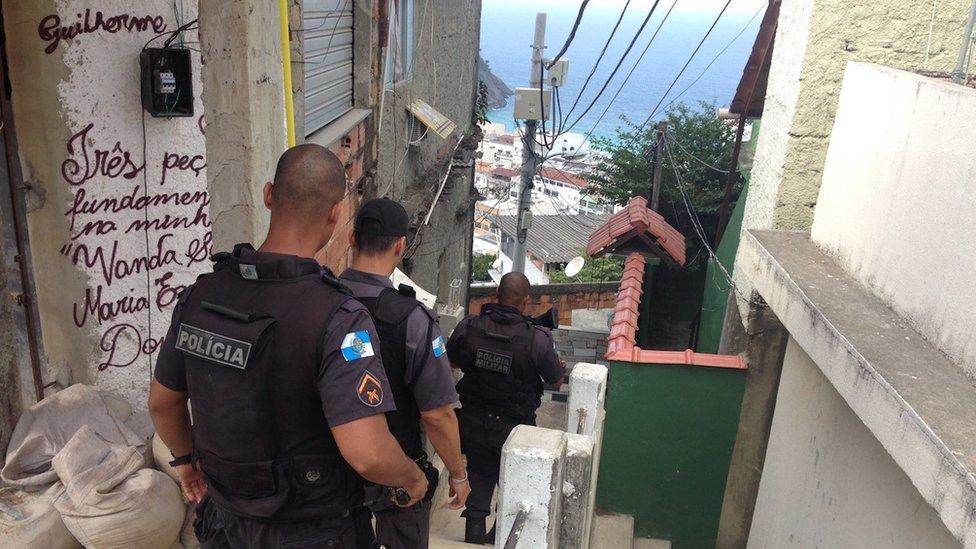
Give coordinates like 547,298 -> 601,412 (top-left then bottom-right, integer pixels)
565,256 -> 585,278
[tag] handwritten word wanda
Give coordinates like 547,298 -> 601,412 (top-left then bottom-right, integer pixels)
38,10 -> 166,54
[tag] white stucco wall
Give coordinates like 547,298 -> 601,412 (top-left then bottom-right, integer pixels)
5,1 -> 210,409
811,63 -> 976,377
734,0 -> 970,319
748,338 -> 960,549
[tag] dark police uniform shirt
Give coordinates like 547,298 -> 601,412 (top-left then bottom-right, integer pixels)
447,304 -> 565,385
154,250 -> 396,428
339,269 -> 459,412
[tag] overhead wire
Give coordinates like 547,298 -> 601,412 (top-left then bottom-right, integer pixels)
546,0 -> 591,69
562,0 -> 664,134
561,0 -> 633,122
652,2 -> 765,119
637,0 -> 734,133
578,0 -> 678,148
664,141 -> 748,300
666,129 -> 730,174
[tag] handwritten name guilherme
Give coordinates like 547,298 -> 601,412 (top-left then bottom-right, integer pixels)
38,9 -> 166,54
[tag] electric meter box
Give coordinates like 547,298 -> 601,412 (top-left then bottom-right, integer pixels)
546,58 -> 569,87
140,47 -> 194,118
514,87 -> 552,120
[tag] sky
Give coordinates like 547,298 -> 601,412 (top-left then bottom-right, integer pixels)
480,0 -> 765,137
483,0 -> 768,16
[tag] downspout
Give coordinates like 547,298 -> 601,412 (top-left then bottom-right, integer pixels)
952,0 -> 976,83
279,0 -> 297,147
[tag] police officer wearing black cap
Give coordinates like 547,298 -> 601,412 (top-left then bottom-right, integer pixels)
148,145 -> 428,549
340,198 -> 470,549
446,271 -> 565,544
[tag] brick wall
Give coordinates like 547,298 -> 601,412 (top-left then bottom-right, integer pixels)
468,282 -> 619,326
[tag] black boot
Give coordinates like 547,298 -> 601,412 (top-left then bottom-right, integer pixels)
465,517 -> 487,544
485,523 -> 496,545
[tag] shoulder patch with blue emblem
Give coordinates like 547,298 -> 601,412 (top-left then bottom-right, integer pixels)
341,330 -> 375,361
432,335 -> 447,358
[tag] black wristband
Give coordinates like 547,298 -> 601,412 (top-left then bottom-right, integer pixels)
168,454 -> 193,467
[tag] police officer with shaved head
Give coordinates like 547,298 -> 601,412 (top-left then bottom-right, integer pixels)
340,198 -> 469,549
148,144 -> 427,548
447,272 -> 565,544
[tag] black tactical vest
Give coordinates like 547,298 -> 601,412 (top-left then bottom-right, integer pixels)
454,304 -> 544,422
358,286 -> 427,460
175,244 -> 362,521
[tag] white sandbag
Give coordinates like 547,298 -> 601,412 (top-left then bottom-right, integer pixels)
152,435 -> 200,549
0,483 -> 81,549
2,384 -> 144,489
52,426 -> 185,549
177,502 -> 200,549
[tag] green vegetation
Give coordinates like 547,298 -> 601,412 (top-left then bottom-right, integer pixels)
548,253 -> 623,283
471,253 -> 496,282
473,81 -> 491,126
584,102 -> 740,270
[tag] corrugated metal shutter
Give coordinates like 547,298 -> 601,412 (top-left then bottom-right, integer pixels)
303,0 -> 354,136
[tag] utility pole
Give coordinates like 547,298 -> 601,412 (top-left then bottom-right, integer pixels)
638,121 -> 665,346
952,0 -> 976,84
648,121 -> 666,211
714,114 -> 747,246
512,13 -> 546,274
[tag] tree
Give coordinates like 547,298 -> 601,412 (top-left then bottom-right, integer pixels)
548,252 -> 624,283
471,253 -> 496,282
583,102 -> 739,270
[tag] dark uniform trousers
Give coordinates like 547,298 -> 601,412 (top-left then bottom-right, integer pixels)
373,500 -> 432,549
458,408 -> 532,517
195,498 -> 363,549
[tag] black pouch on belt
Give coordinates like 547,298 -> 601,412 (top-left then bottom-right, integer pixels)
416,453 -> 440,502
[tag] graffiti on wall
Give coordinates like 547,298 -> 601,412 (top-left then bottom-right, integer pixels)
57,121 -> 211,371
33,0 -> 211,406
38,9 -> 167,54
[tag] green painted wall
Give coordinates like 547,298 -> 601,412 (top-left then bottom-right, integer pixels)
596,360 -> 746,548
695,180 -> 750,354
695,118 -> 761,354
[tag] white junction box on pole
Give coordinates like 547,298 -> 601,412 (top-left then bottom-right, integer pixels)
514,87 -> 552,120
546,58 -> 569,87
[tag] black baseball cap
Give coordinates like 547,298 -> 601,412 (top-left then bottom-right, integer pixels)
354,198 -> 410,237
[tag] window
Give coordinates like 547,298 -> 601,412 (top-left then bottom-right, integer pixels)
385,0 -> 415,87
302,0 -> 355,135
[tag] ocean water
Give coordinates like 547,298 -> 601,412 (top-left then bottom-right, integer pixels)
480,0 -> 764,141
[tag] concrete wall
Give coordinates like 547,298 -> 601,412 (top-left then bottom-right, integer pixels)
3,0 -> 211,409
734,0 -> 970,316
376,0 -> 481,309
748,339 -> 960,548
811,63 -> 976,377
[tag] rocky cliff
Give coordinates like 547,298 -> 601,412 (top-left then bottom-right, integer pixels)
479,56 -> 513,110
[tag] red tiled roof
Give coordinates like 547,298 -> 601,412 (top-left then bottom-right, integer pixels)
491,167 -> 520,179
538,167 -> 588,188
586,196 -> 686,266
605,253 -> 747,370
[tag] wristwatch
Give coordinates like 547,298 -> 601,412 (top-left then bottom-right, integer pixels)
168,453 -> 193,467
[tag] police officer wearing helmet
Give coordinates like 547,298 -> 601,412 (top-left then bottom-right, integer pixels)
148,144 -> 428,548
340,198 -> 470,549
446,272 -> 565,544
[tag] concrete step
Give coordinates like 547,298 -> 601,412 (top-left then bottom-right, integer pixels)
429,533 -> 486,549
634,538 -> 671,549
591,512 -> 635,549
